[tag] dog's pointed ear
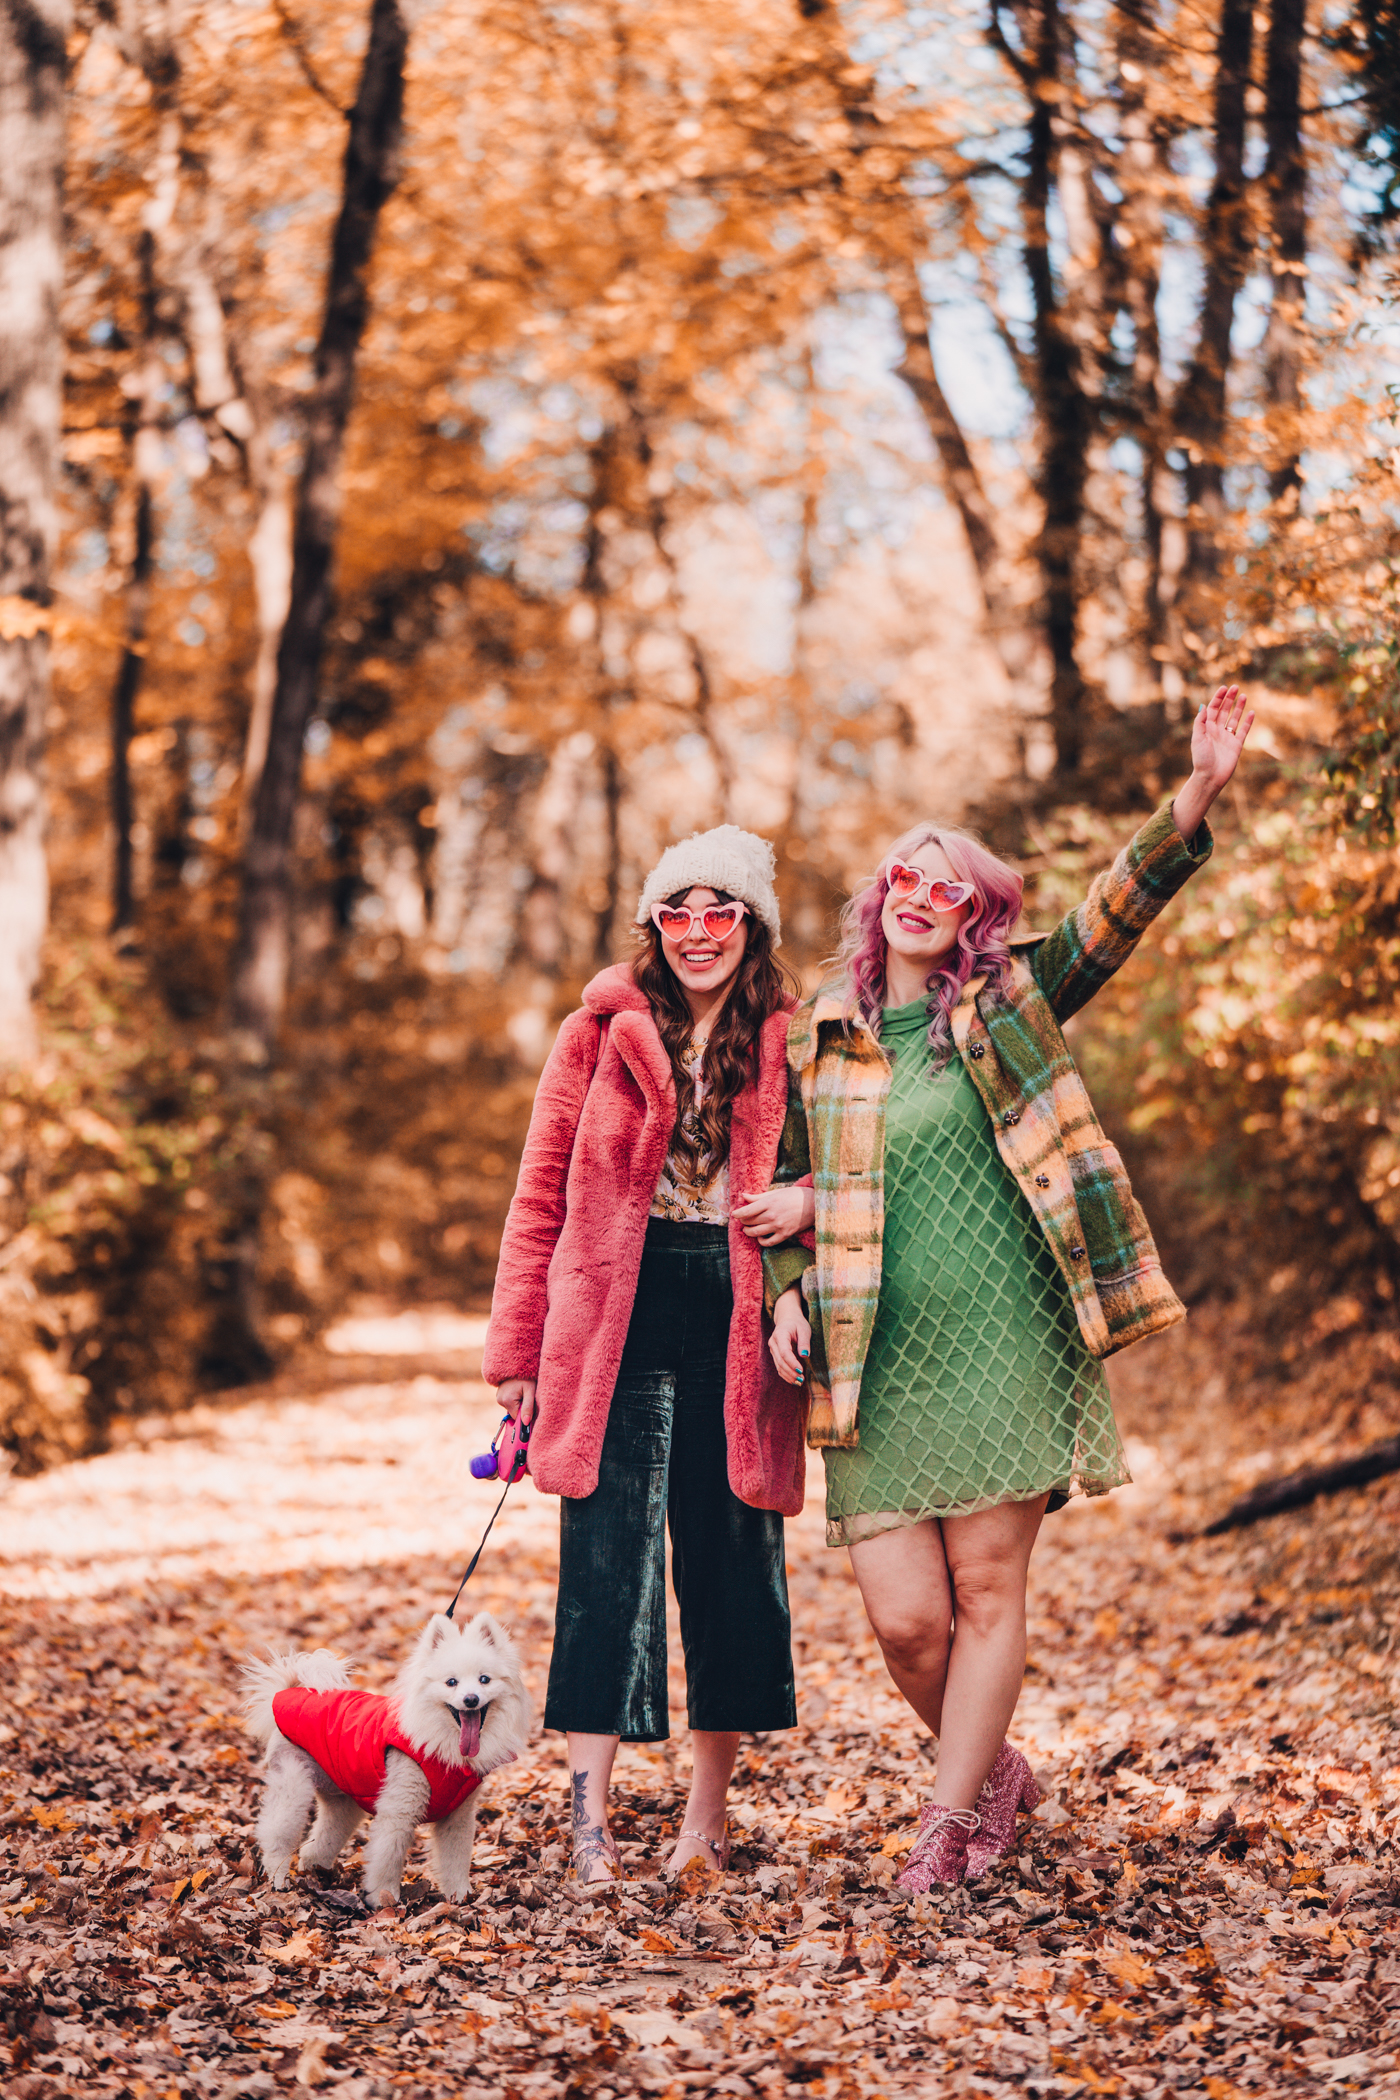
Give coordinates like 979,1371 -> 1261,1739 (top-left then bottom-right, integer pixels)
424,1613 -> 456,1649
471,1612 -> 509,1650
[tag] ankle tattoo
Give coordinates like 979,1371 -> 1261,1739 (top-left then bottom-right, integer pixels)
570,1769 -> 617,1879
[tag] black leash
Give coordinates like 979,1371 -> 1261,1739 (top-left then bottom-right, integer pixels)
444,1476 -> 514,1619
445,1413 -> 532,1618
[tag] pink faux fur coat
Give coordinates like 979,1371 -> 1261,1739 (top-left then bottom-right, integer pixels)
482,965 -> 808,1515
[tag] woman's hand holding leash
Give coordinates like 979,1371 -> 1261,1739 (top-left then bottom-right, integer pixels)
734,1184 -> 815,1244
1172,684 -> 1255,839
769,1284 -> 811,1385
496,1378 -> 537,1425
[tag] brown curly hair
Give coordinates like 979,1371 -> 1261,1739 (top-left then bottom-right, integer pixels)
633,890 -> 800,1177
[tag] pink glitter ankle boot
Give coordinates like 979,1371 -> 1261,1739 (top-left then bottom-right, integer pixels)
963,1742 -> 1042,1878
896,1805 -> 980,1893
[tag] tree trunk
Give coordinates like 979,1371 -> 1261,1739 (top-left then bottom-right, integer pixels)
0,0 -> 67,1062
578,421 -> 631,968
110,229 -> 162,935
623,381 -> 733,815
1172,0 -> 1255,585
1201,1434 -> 1400,1536
1114,0 -> 1171,692
228,0 -> 408,1057
109,1 -> 292,832
594,743 -> 622,969
1263,0 -> 1308,502
1015,0 -> 1092,773
892,298 -> 1037,688
241,484 -> 293,807
893,313 -> 998,585
794,0 -> 1042,700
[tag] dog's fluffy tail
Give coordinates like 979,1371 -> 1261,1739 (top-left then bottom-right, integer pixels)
241,1647 -> 354,1746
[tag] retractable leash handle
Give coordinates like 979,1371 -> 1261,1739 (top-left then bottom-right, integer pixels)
470,1411 -> 532,1482
448,1412 -> 534,1618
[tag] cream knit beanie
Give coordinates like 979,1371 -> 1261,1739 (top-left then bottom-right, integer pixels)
634,825 -> 782,946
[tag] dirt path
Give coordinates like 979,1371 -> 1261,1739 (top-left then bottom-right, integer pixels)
2,1318 -> 1398,2097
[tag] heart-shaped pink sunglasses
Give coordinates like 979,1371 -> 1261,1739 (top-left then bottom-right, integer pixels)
651,899 -> 749,943
886,862 -> 976,912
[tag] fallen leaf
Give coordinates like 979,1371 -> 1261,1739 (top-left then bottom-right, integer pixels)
273,1931 -> 323,1964
613,2010 -> 708,2050
295,2035 -> 330,2086
1101,1949 -> 1156,1991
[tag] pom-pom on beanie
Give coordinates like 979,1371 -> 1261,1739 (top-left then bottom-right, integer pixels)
635,824 -> 782,947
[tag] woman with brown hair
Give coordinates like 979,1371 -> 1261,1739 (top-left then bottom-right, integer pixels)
484,827 -> 815,1883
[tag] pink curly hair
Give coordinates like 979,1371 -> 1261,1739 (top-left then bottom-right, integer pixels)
833,822 -> 1024,1066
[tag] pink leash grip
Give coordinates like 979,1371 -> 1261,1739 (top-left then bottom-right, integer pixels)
494,1410 -> 532,1483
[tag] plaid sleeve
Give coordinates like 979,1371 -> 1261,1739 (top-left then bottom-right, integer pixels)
762,1060 -> 814,1313
1029,804 -> 1213,1023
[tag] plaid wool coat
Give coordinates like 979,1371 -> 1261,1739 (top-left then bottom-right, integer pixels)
764,805 -> 1213,1449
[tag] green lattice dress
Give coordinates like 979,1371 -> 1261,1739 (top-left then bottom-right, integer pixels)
823,996 -> 1130,1548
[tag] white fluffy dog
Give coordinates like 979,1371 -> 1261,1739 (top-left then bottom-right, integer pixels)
242,1611 -> 531,1907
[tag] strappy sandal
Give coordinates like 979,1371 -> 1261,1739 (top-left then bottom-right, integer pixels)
663,1824 -> 731,1879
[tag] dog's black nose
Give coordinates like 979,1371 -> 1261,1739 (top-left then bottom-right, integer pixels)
462,1693 -> 480,1709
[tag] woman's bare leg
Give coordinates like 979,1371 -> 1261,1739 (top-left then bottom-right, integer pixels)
847,1495 -> 1047,1808
930,1495 -> 1048,1808
665,1729 -> 740,1875
567,1731 -> 622,1883
847,1520 -> 955,1733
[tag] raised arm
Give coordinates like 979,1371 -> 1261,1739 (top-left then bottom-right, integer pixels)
1031,684 -> 1253,1023
482,1011 -> 601,1403
1171,683 -> 1256,842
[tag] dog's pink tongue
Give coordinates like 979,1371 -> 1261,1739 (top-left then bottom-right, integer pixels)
459,1708 -> 483,1760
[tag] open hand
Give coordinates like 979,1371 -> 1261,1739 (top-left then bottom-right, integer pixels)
1191,684 -> 1254,789
1173,684 -> 1255,837
733,1185 -> 815,1245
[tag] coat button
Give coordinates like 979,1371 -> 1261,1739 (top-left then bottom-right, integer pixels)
1003,1109 -> 1020,1127
1035,1174 -> 1050,1189
970,1043 -> 985,1060
1070,1244 -> 1085,1260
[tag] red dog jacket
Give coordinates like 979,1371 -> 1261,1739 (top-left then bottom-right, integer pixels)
272,1687 -> 482,1822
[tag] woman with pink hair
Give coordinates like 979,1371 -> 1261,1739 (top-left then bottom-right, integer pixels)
765,686 -> 1253,1888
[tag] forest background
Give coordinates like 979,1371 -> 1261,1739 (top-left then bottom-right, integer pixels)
0,0 -> 1397,1475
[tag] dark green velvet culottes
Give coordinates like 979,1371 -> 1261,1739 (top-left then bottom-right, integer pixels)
544,1218 -> 797,1742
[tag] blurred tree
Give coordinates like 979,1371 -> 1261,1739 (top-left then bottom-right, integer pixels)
1263,0 -> 1308,503
107,220 -> 160,937
229,0 -> 409,1058
0,0 -> 68,1060
792,0 -> 1043,703
1342,0 -> 1400,254
1171,0 -> 1255,592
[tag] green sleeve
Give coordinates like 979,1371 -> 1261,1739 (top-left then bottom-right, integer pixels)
763,1244 -> 812,1314
1029,803 -> 1213,1023
761,1061 -> 814,1315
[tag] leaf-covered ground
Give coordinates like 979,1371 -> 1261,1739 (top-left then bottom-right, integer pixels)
3,1309 -> 1399,2097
